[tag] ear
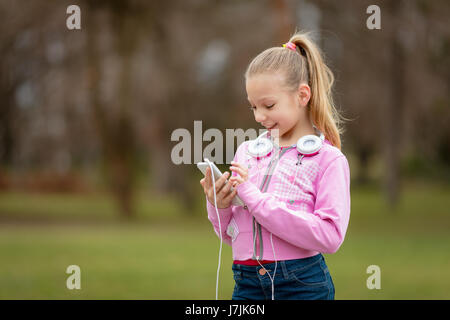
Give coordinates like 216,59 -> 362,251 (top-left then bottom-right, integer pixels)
297,83 -> 311,107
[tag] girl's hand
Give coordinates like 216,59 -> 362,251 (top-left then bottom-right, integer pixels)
200,167 -> 238,209
229,161 -> 248,187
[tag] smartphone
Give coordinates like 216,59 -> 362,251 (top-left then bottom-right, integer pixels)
197,159 -> 245,207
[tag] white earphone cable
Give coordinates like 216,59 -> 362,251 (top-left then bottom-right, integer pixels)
252,146 -> 279,300
270,233 -> 278,300
255,233 -> 277,300
286,154 -> 304,199
205,159 -> 222,300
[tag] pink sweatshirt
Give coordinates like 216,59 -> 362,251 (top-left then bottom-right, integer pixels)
206,139 -> 350,261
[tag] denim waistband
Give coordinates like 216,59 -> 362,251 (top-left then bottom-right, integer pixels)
231,254 -> 324,279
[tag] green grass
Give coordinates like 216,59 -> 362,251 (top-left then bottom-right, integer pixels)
0,182 -> 449,299
0,190 -> 187,223
0,222 -> 235,299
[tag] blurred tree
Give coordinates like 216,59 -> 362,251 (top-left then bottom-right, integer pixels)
0,2 -> 41,169
1,0 -> 449,220
384,0 -> 407,207
85,0 -> 145,219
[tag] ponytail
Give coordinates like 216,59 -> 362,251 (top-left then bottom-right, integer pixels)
289,31 -> 342,149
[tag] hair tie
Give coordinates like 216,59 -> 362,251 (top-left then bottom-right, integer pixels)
282,42 -> 297,52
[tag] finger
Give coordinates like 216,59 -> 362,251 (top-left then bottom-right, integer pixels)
229,176 -> 243,185
215,171 -> 230,193
230,162 -> 247,172
207,189 -> 214,203
230,166 -> 247,178
200,180 -> 205,192
230,161 -> 241,176
219,175 -> 233,196
204,167 -> 211,187
223,187 -> 238,202
231,161 -> 244,168
230,161 -> 249,172
200,179 -> 208,194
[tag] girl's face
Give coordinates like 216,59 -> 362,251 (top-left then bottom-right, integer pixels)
246,72 -> 310,142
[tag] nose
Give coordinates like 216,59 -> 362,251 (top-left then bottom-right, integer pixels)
254,108 -> 267,124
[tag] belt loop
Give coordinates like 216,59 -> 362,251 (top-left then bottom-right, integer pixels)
281,260 -> 289,280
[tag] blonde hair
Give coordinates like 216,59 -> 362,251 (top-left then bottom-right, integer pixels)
244,30 -> 343,149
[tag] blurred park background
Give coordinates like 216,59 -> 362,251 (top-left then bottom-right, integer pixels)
0,0 -> 449,299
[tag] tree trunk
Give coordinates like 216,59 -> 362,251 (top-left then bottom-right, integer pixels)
385,0 -> 406,208
86,2 -> 138,220
357,145 -> 372,185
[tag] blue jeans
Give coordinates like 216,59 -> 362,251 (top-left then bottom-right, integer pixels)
231,254 -> 335,300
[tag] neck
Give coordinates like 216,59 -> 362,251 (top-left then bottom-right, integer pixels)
278,117 -> 315,147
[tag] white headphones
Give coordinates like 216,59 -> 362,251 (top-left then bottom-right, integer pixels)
247,126 -> 325,158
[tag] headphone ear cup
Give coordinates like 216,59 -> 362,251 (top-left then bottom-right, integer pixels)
248,137 -> 274,158
296,135 -> 322,155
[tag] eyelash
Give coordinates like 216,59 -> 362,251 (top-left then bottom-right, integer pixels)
248,104 -> 274,111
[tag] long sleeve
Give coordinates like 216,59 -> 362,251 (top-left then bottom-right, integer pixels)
236,155 -> 351,254
206,197 -> 233,246
205,143 -> 249,246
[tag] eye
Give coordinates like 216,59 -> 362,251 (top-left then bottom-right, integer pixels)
266,104 -> 274,109
248,105 -> 256,111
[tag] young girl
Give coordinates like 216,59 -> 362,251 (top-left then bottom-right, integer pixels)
200,31 -> 350,300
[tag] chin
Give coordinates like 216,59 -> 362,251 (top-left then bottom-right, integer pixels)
269,128 -> 281,136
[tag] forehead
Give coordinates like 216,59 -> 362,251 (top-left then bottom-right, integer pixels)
246,73 -> 286,102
